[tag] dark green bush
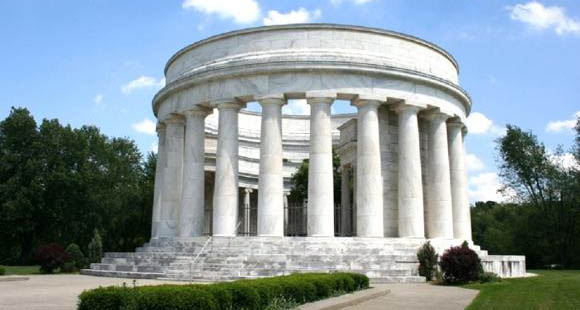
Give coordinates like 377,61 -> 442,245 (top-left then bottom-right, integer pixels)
77,273 -> 369,310
479,271 -> 501,283
66,243 -> 86,270
417,241 -> 438,281
61,261 -> 76,273
0,265 -> 5,275
439,245 -> 481,284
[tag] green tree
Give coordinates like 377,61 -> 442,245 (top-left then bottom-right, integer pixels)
288,148 -> 342,203
497,124 -> 580,267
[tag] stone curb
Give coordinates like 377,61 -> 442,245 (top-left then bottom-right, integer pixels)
0,276 -> 30,282
298,287 -> 391,310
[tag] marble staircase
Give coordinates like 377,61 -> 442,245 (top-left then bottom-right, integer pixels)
81,237 -> 522,283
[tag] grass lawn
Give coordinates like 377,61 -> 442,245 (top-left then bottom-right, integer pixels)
3,265 -> 41,275
464,270 -> 580,310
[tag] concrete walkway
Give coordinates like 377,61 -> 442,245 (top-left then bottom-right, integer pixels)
0,275 -> 478,310
342,283 -> 478,310
0,274 -> 184,310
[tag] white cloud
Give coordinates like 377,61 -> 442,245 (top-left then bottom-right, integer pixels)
466,112 -> 505,136
132,118 -> 156,135
121,76 -> 165,94
182,0 -> 260,24
468,172 -> 511,203
465,153 -> 485,172
548,152 -> 579,170
150,141 -> 158,154
546,111 -> 580,132
263,8 -> 321,26
93,94 -> 103,105
508,1 -> 580,35
283,99 -> 310,115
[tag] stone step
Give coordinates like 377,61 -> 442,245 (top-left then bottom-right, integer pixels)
80,269 -> 164,279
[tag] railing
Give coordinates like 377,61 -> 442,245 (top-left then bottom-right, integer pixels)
189,236 -> 212,283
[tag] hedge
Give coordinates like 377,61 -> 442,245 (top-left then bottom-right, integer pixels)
78,272 -> 369,310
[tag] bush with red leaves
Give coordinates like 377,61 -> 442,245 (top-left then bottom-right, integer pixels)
439,244 -> 481,284
36,243 -> 69,273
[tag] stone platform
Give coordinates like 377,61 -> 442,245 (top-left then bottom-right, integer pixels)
81,237 -> 526,283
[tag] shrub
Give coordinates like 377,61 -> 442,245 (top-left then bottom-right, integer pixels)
479,271 -> 501,283
88,229 -> 103,264
0,265 -> 5,275
77,273 -> 369,310
61,261 -> 76,273
66,243 -> 86,270
417,241 -> 438,281
439,245 -> 481,284
36,243 -> 69,273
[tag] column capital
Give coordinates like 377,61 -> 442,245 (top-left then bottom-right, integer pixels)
351,98 -> 383,108
392,103 -> 425,114
257,97 -> 286,106
162,113 -> 185,125
306,97 -> 334,105
447,120 -> 466,129
423,110 -> 452,122
183,106 -> 212,118
156,122 -> 166,132
214,99 -> 246,110
244,188 -> 253,194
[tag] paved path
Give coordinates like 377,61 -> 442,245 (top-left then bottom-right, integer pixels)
0,275 -> 478,310
342,283 -> 478,310
0,274 -> 186,310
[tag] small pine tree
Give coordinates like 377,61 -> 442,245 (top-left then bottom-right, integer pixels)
417,241 -> 438,281
65,243 -> 85,270
87,229 -> 103,264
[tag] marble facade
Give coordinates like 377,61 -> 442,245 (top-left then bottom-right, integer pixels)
83,24 -> 527,281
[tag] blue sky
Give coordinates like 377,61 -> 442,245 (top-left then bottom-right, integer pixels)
0,0 -> 578,202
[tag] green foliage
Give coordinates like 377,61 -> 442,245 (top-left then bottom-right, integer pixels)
61,261 -> 76,273
77,273 -> 369,310
417,241 -> 438,281
289,149 -> 342,203
65,243 -> 85,270
88,229 -> 103,264
496,125 -> 580,268
0,265 -> 5,275
0,107 -> 154,265
439,245 -> 481,284
478,272 -> 501,284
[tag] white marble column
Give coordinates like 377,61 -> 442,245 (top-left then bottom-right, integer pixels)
158,114 -> 185,238
307,97 -> 335,237
394,104 -> 425,238
341,166 -> 351,236
213,102 -> 244,237
448,121 -> 472,240
151,122 -> 166,239
283,192 -> 289,235
243,188 -> 253,235
257,98 -> 285,236
425,111 -> 454,239
179,107 -> 211,238
353,99 -> 384,238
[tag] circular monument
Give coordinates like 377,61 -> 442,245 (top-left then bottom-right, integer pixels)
83,24 -> 525,282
